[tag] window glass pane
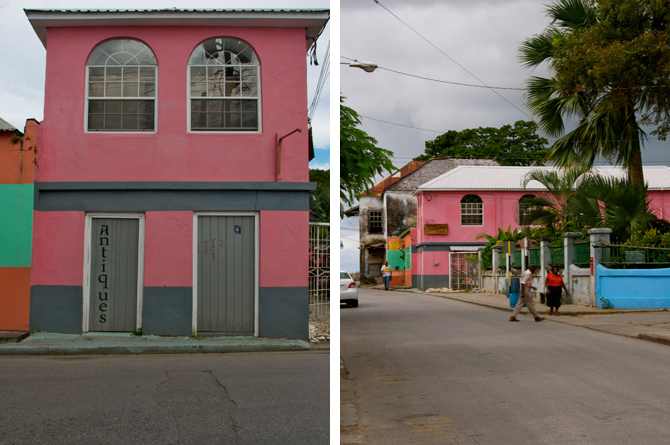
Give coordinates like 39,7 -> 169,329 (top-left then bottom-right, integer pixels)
208,113 -> 224,129
88,82 -> 105,97
241,113 -> 258,129
225,112 -> 240,128
191,66 -> 206,81
191,82 -> 207,97
122,114 -> 138,130
89,114 -> 104,130
192,112 -> 207,129
89,100 -> 105,113
241,100 -> 257,112
104,114 -> 121,130
106,66 -> 122,81
123,67 -> 138,82
139,82 -> 155,97
105,82 -> 121,97
122,101 -> 139,114
191,100 -> 206,112
139,67 -> 155,81
139,114 -> 154,130
208,81 -> 225,97
105,101 -> 122,113
89,67 -> 105,82
87,39 -> 157,66
123,82 -> 139,97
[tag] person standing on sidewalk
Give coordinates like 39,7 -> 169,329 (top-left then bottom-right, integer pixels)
545,265 -> 569,316
381,262 -> 391,291
510,264 -> 546,322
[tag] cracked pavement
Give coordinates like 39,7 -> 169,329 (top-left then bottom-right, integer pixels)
0,352 -> 328,444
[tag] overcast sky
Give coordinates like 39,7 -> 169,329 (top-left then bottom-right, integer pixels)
339,0 -> 670,272
0,0 -> 330,169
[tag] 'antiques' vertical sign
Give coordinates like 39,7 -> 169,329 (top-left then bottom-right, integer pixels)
97,224 -> 109,324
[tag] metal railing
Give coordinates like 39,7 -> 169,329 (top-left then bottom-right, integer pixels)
529,247 -> 541,266
574,241 -> 590,267
598,242 -> 670,268
450,252 -> 479,290
308,223 -> 330,319
549,245 -> 564,266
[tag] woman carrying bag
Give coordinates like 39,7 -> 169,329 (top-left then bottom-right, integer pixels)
545,266 -> 569,316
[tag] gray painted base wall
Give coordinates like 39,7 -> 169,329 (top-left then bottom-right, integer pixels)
143,287 -> 192,336
30,285 -> 309,340
30,286 -> 83,334
417,275 -> 450,291
259,287 -> 309,341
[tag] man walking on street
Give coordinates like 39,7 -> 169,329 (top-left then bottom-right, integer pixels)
381,261 -> 392,291
510,264 -> 546,322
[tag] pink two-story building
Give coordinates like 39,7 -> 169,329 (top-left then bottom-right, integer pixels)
26,8 -> 329,339
413,165 -> 670,290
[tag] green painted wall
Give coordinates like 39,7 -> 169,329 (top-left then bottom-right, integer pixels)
0,184 -> 34,267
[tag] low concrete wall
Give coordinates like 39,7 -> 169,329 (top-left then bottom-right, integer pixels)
568,265 -> 592,306
597,264 -> 670,309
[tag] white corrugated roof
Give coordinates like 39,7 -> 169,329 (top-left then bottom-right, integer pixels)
0,117 -> 17,132
415,165 -> 670,192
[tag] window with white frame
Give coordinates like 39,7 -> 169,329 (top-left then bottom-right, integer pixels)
86,39 -> 157,131
461,194 -> 483,225
517,194 -> 539,226
369,210 -> 383,233
189,38 -> 260,131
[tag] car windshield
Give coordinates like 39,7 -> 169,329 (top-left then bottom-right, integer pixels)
340,272 -> 351,279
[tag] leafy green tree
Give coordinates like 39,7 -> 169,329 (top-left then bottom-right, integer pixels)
414,120 -> 548,165
340,96 -> 395,213
520,0 -> 670,185
309,169 -> 330,222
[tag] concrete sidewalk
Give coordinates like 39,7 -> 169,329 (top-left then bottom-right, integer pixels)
0,332 -> 318,355
383,286 -> 670,347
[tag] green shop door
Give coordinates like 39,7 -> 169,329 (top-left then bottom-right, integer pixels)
88,216 -> 142,332
196,214 -> 256,334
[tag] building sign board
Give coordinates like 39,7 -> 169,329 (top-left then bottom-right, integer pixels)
387,238 -> 405,251
425,224 -> 448,235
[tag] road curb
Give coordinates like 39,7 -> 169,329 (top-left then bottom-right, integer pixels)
0,339 -> 312,355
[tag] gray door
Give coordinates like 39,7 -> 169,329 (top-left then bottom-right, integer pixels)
89,218 -> 140,332
197,215 -> 255,333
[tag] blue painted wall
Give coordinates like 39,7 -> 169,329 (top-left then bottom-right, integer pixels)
597,264 -> 670,309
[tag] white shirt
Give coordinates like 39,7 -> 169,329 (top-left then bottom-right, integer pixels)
520,269 -> 534,287
381,265 -> 391,277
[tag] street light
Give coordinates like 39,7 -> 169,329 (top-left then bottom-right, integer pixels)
341,60 -> 378,73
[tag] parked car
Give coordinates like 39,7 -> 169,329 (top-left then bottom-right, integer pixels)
340,271 -> 358,308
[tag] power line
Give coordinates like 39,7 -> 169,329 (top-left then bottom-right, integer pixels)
371,0 -> 533,120
308,40 -> 330,120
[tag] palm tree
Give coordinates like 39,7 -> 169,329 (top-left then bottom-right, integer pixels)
521,166 -> 588,239
519,0 -> 647,184
570,174 -> 653,242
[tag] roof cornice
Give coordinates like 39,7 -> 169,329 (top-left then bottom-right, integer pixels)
24,9 -> 330,49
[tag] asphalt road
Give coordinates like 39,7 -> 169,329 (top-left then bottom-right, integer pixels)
0,351 -> 329,445
341,289 -> 670,445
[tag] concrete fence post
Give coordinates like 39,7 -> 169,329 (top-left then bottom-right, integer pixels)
540,239 -> 550,299
563,232 -> 582,303
492,245 -> 502,294
589,228 -> 612,306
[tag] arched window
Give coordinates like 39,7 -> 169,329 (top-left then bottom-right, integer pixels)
518,194 -> 539,226
189,38 -> 260,131
461,194 -> 483,225
86,39 -> 157,131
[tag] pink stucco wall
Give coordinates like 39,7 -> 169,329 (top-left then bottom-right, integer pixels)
144,212 -> 193,287
416,190 -> 537,245
417,250 -> 450,280
38,26 -> 309,184
31,211 -> 85,286
417,189 -> 670,245
259,211 -> 309,287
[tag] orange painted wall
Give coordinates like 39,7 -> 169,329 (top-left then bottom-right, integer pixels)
0,268 -> 31,331
0,120 -> 36,184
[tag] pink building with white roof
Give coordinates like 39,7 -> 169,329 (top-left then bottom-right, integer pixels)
26,9 -> 328,339
412,166 -> 670,290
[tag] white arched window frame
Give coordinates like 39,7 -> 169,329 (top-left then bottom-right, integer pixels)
460,194 -> 483,226
518,194 -> 539,226
86,39 -> 157,132
188,38 -> 261,132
